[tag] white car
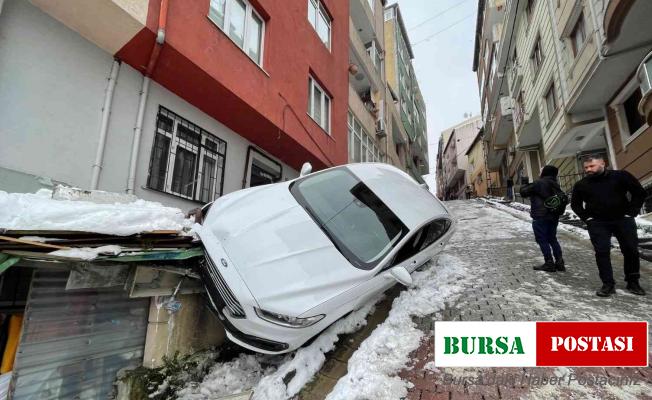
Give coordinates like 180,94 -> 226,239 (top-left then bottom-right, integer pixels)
197,163 -> 455,354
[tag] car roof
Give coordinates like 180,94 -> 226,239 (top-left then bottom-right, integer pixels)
345,163 -> 449,230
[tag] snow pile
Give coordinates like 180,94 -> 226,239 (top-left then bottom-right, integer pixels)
177,297 -> 381,400
49,245 -> 122,260
177,354 -> 275,399
0,189 -> 193,235
481,197 -> 652,239
326,254 -> 469,400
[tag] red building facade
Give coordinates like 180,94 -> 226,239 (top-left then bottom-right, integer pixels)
117,0 -> 349,171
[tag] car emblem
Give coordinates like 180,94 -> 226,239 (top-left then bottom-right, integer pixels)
221,258 -> 228,267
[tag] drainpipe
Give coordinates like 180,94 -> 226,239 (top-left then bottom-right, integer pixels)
91,59 -> 121,190
127,0 -> 169,194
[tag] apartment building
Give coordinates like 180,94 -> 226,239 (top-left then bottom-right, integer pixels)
465,127 -> 501,197
436,129 -> 453,199
348,0 -> 394,168
0,0 -> 349,397
0,0 -> 349,209
474,0 -> 652,205
437,115 -> 482,200
384,3 -> 429,183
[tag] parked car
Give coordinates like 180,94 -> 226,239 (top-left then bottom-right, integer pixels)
196,163 -> 455,354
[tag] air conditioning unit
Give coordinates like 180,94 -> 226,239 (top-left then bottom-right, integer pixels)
376,119 -> 386,137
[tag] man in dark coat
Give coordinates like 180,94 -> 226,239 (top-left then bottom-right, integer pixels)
520,165 -> 565,272
571,154 -> 646,297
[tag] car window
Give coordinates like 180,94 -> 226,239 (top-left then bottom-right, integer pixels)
419,219 -> 452,251
390,218 -> 452,267
290,168 -> 408,270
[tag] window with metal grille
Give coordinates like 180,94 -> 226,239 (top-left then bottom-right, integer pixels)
147,106 -> 227,203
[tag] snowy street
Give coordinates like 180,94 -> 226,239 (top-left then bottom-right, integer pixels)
178,199 -> 652,400
394,200 -> 652,400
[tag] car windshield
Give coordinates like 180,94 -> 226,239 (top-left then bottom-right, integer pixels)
290,168 -> 408,269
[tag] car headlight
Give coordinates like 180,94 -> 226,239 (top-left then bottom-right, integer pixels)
254,307 -> 325,328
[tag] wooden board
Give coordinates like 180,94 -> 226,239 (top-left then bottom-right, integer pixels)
0,235 -> 70,250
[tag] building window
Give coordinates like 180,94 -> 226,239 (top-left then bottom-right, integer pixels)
526,0 -> 536,23
366,40 -> 383,73
308,76 -> 331,133
623,88 -> 645,135
348,111 -> 381,163
530,36 -> 543,77
246,149 -> 282,188
570,14 -> 586,57
367,0 -> 374,13
308,0 -> 331,49
147,106 -> 227,203
544,83 -> 558,121
208,0 -> 264,65
612,75 -> 649,149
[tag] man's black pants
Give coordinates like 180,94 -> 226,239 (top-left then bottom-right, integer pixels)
532,217 -> 562,262
586,217 -> 640,285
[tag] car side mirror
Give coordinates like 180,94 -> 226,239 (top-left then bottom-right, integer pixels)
300,162 -> 312,177
389,266 -> 412,286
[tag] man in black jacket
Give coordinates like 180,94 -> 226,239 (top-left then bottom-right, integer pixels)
571,154 -> 646,297
520,165 -> 565,272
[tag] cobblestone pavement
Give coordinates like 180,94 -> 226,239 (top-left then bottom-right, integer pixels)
400,200 -> 652,400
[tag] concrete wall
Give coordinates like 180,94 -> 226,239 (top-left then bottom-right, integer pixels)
143,294 -> 225,368
384,16 -> 398,96
467,140 -> 488,196
0,0 -> 297,211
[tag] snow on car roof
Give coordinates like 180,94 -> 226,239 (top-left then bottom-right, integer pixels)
346,163 -> 448,230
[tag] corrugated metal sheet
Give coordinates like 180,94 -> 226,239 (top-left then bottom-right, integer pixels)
11,270 -> 149,400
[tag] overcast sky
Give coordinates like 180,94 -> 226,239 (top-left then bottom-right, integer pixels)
391,0 -> 481,174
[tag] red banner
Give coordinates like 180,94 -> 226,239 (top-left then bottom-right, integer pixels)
536,322 -> 648,367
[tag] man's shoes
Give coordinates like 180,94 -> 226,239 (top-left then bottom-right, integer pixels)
533,261 -> 556,272
596,284 -> 616,297
555,258 -> 565,272
625,281 -> 646,296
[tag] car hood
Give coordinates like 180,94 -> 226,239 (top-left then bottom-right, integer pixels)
200,183 -> 369,315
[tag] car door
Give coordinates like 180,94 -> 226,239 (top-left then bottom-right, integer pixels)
348,225 -> 430,310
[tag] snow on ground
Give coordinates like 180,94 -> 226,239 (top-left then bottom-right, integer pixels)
0,189 -> 193,235
325,254 -> 470,400
177,297 -> 382,400
482,197 -> 652,240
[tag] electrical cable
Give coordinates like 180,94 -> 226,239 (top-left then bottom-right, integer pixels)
408,0 -> 473,31
411,13 -> 475,46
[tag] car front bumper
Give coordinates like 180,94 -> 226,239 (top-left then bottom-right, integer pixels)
198,229 -> 327,354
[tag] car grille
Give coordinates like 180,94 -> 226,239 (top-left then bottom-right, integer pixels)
201,253 -> 246,318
